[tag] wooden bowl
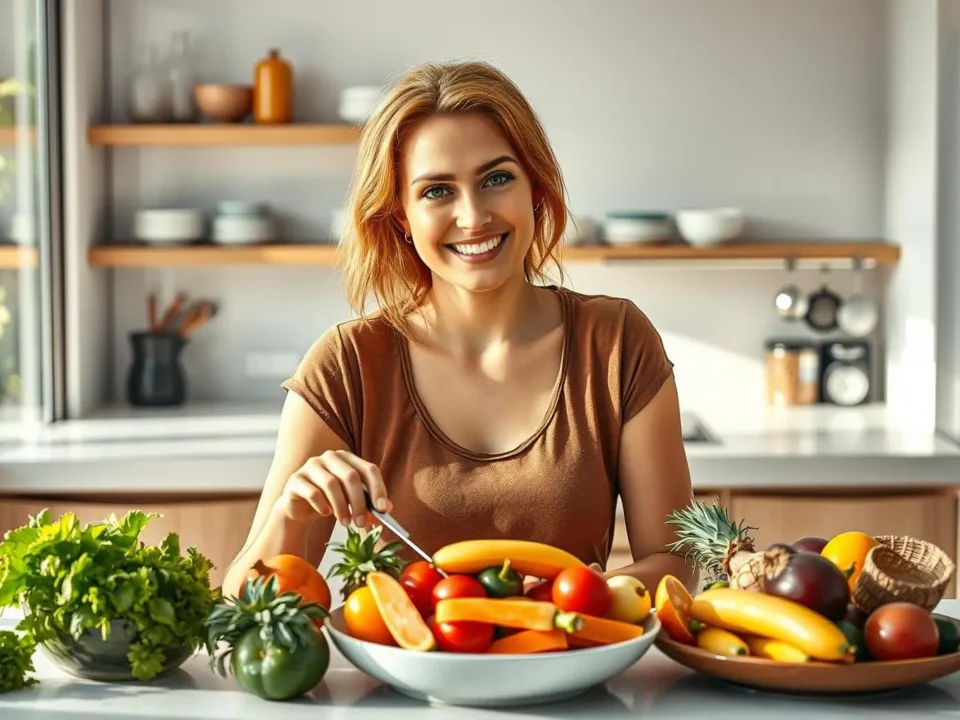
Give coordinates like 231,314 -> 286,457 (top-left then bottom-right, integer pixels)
655,614 -> 960,695
193,84 -> 253,123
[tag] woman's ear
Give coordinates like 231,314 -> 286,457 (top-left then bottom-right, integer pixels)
391,210 -> 410,237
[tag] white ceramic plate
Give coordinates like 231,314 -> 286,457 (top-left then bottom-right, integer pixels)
325,606 -> 660,708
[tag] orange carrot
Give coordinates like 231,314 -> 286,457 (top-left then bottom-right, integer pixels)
569,614 -> 646,647
487,629 -> 568,654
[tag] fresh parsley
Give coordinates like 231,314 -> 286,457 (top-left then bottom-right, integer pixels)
0,629 -> 37,693
0,509 -> 220,682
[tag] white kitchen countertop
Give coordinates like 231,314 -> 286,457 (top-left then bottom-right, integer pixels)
1,402 -> 959,494
1,601 -> 959,718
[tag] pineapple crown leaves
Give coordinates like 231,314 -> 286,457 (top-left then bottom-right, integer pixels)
327,525 -> 408,599
203,575 -> 327,678
664,500 -> 758,576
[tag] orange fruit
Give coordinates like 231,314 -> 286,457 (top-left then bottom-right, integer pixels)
344,586 -> 397,646
367,571 -> 437,651
821,531 -> 879,590
654,575 -> 696,644
248,554 -> 332,611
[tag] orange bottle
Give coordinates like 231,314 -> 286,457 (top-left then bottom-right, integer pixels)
253,48 -> 293,123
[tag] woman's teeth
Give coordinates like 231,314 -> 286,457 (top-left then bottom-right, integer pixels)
451,234 -> 504,255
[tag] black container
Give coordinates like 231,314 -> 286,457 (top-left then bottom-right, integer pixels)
126,331 -> 187,407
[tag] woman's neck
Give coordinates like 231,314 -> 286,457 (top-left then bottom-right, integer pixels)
415,276 -> 557,357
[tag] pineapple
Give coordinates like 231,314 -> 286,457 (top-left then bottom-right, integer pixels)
328,525 -> 407,600
665,500 -> 764,590
204,575 -> 330,701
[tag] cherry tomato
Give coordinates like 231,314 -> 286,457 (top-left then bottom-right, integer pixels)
552,566 -> 612,617
344,586 -> 395,646
398,561 -> 445,618
864,602 -> 940,661
427,615 -> 494,653
525,580 -> 554,603
431,574 -> 488,612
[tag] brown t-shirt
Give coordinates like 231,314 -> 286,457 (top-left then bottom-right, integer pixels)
281,286 -> 674,569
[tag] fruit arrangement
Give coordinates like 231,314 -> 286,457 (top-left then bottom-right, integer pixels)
326,527 -> 654,654
658,500 -> 960,664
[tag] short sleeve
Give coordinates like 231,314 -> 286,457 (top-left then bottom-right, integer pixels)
281,325 -> 359,451
620,301 -> 674,422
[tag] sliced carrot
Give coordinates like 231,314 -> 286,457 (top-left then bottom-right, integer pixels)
487,629 -> 569,654
568,614 -> 646,647
434,598 -> 583,633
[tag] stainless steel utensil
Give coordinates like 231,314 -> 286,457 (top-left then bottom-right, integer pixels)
774,257 -> 808,321
362,487 -> 446,574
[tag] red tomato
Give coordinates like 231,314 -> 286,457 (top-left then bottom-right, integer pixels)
552,566 -> 612,617
398,561 -> 445,618
525,580 -> 554,603
431,574 -> 488,612
427,615 -> 494,653
864,602 -> 940,661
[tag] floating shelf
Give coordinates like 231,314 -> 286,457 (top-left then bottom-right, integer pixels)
87,241 -> 900,268
0,126 -> 36,146
0,245 -> 38,269
87,123 -> 360,147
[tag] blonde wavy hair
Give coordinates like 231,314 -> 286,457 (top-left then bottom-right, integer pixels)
335,60 -> 569,340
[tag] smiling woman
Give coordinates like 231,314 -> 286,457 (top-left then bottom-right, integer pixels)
222,60 -> 697,603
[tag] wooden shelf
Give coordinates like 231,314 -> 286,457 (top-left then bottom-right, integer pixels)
87,123 -> 360,147
87,240 -> 900,269
89,243 -> 339,267
0,126 -> 36,146
0,245 -> 38,269
561,240 -> 902,264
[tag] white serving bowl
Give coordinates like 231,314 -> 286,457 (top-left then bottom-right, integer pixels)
675,207 -> 744,246
133,208 -> 204,244
603,213 -> 673,245
324,606 -> 660,708
338,86 -> 383,123
212,214 -> 274,245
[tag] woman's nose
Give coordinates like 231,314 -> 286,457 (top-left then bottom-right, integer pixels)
455,193 -> 492,230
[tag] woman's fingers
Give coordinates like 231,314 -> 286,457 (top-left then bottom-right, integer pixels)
284,472 -> 332,519
337,451 -> 390,512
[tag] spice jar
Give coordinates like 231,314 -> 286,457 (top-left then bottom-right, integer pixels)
765,340 -> 820,407
253,48 -> 293,124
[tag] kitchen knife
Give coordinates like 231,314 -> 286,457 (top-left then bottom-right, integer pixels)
362,486 -> 446,575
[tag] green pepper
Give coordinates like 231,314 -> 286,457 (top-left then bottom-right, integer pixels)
477,560 -> 524,598
836,620 -> 870,662
935,618 -> 960,655
231,626 -> 330,701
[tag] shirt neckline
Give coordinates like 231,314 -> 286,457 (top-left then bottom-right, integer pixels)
397,286 -> 571,462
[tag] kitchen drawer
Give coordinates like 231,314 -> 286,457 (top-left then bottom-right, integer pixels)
0,496 -> 259,589
730,492 -> 958,598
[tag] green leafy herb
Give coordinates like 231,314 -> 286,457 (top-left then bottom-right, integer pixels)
0,509 -> 219,682
0,629 -> 37,693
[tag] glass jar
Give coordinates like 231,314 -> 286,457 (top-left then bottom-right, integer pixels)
765,340 -> 820,407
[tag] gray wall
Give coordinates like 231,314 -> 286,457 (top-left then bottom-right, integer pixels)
102,0 -> 889,426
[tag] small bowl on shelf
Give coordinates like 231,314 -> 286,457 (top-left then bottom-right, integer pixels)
193,84 -> 253,123
133,208 -> 204,245
602,212 -> 673,245
675,207 -> 744,246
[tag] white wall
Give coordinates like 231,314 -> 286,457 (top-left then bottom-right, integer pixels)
99,0 -> 890,425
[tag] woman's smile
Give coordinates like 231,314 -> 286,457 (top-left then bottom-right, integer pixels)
446,232 -> 509,264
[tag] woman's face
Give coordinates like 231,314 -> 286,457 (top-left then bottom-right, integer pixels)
396,113 -> 538,294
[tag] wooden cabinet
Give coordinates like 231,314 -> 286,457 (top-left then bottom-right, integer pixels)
0,495 -> 260,588
729,492 -> 958,597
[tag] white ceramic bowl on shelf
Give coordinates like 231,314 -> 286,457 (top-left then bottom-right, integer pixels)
675,207 -> 744,246
133,208 -> 204,245
324,606 -> 660,708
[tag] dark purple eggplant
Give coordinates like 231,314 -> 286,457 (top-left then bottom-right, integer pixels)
792,536 -> 829,554
762,548 -> 850,621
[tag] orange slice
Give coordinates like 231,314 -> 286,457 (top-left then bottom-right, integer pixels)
655,575 -> 696,645
366,571 -> 437,651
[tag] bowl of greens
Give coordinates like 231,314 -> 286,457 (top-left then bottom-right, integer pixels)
0,508 -> 219,682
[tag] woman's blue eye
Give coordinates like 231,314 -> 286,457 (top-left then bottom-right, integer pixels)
423,185 -> 451,200
484,171 -> 514,188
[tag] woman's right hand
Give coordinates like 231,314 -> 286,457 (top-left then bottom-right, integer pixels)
274,449 -> 393,528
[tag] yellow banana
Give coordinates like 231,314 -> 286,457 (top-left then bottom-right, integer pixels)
432,539 -> 584,579
689,588 -> 851,661
696,627 -> 749,657
744,635 -> 810,663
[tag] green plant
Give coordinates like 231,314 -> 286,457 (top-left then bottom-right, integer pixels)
0,509 -> 219,681
204,575 -> 329,701
0,629 -> 37,694
327,525 -> 407,600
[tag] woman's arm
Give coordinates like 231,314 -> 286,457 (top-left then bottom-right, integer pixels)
605,375 -> 699,593
221,392 -> 346,598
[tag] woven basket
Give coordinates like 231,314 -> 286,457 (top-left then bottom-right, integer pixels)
851,535 -> 955,614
